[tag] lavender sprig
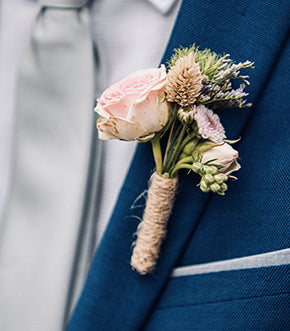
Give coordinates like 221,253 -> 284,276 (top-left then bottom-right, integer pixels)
197,83 -> 251,109
213,60 -> 254,86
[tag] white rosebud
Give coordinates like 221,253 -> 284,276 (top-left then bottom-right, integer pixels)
200,143 -> 241,175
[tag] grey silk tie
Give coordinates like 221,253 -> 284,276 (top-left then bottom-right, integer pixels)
0,1 -> 100,330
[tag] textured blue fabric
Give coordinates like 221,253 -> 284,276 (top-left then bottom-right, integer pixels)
145,265 -> 290,330
179,35 -> 290,267
68,1 -> 290,330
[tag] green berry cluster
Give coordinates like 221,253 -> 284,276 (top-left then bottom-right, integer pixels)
192,162 -> 228,195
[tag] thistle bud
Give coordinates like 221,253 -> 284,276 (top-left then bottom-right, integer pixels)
166,53 -> 203,107
177,107 -> 196,124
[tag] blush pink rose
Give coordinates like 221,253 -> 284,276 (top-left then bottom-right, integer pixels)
95,65 -> 170,140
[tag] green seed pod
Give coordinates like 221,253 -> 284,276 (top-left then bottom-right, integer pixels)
202,165 -> 212,173
200,179 -> 210,192
179,152 -> 188,160
200,186 -> 210,193
210,183 -> 220,192
183,140 -> 198,156
220,183 -> 228,191
204,174 -> 214,184
192,162 -> 202,173
207,166 -> 218,175
214,173 -> 228,184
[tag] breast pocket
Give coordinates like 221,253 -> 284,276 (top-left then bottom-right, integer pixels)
144,263 -> 290,330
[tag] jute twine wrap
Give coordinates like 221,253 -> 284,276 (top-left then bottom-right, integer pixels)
131,172 -> 178,275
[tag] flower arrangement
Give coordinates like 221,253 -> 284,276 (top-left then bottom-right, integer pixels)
95,44 -> 254,275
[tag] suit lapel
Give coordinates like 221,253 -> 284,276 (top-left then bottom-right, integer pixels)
68,1 -> 288,330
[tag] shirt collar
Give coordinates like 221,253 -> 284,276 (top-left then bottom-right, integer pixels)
146,0 -> 179,14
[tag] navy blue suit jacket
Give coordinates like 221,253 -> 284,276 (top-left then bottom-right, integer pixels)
68,1 -> 290,329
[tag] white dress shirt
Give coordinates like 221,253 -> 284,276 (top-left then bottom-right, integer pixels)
0,0 -> 181,244
0,0 -> 181,329
0,0 -> 39,233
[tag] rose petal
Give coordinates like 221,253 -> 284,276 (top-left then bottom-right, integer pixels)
94,103 -> 110,119
201,143 -> 238,166
97,116 -> 148,141
222,159 -> 241,175
156,92 -> 171,128
128,92 -> 169,133
96,117 -> 119,140
95,65 -> 169,141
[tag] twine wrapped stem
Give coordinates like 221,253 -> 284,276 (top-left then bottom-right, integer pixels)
131,172 -> 178,275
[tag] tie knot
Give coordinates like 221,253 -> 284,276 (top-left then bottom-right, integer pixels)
39,0 -> 87,8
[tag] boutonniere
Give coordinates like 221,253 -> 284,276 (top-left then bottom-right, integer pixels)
95,44 -> 254,275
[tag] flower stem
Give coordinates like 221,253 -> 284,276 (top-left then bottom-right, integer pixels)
164,125 -> 187,174
171,163 -> 193,177
163,118 -> 176,167
176,156 -> 193,166
151,134 -> 163,175
163,124 -> 182,170
179,131 -> 197,154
